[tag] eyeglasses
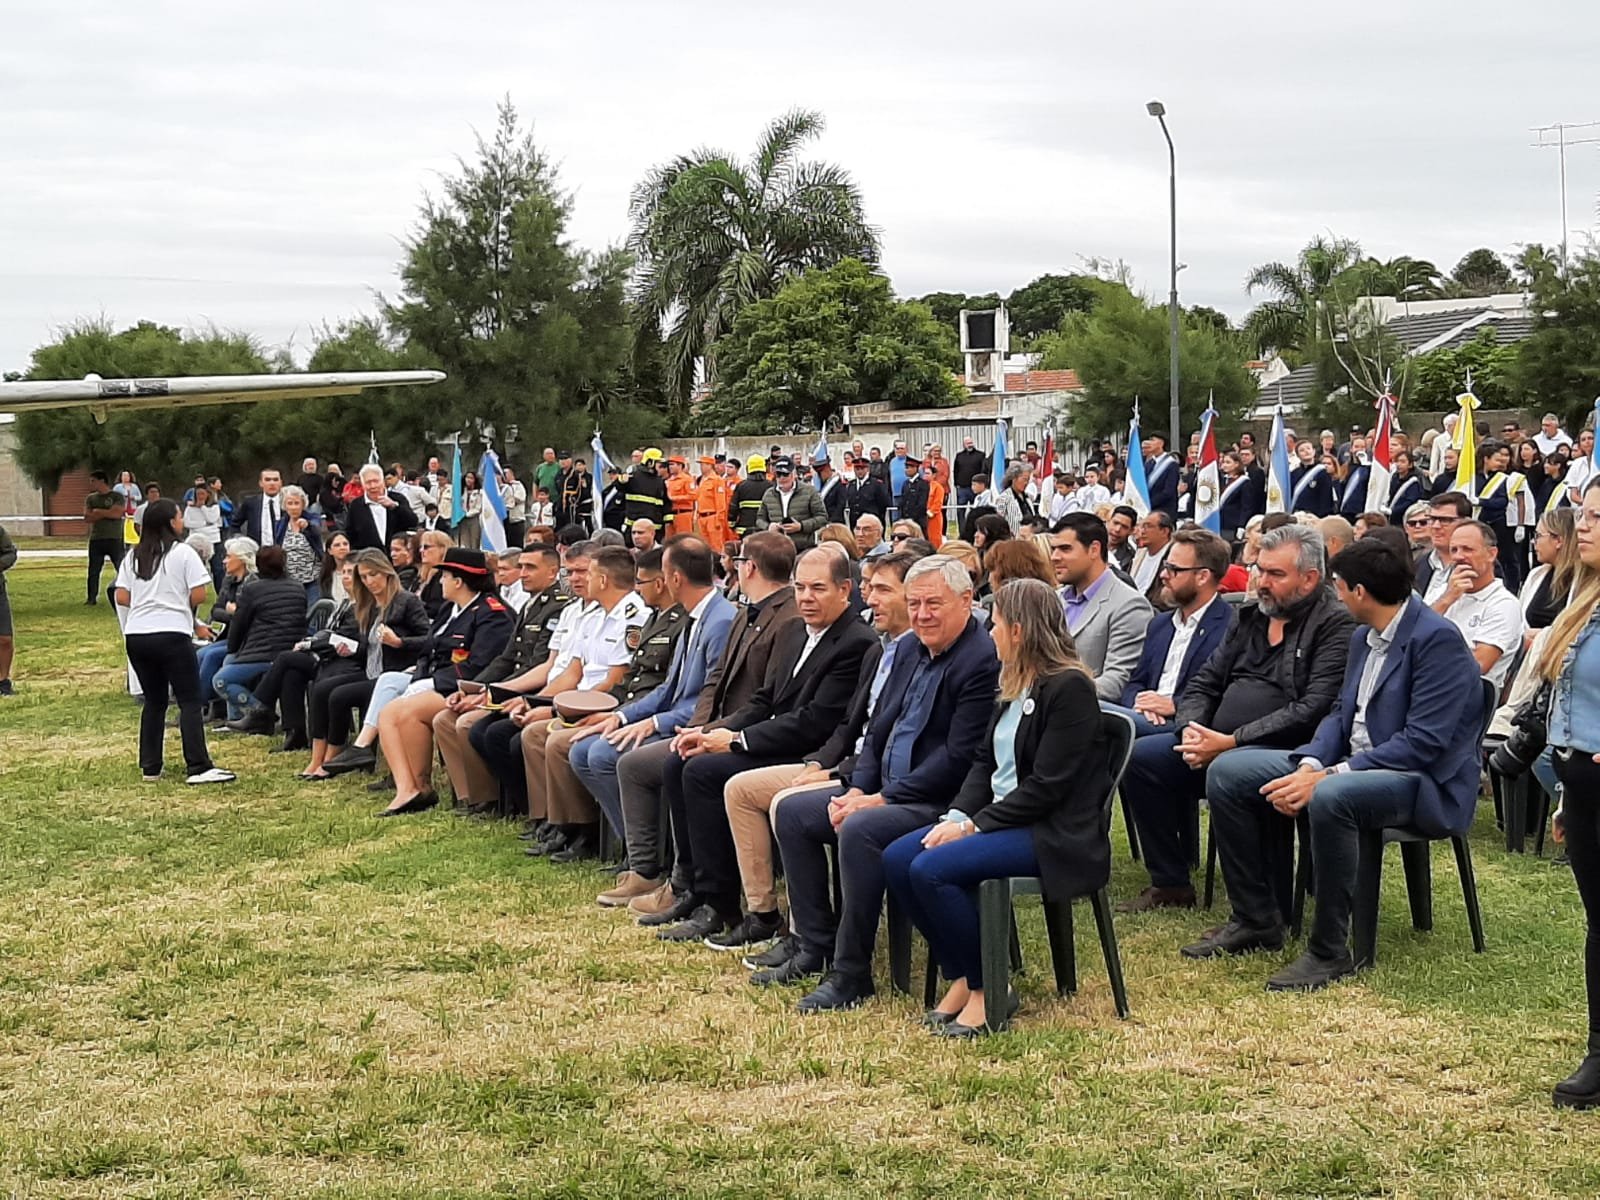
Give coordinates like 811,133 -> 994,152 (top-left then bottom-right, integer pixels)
1426,515 -> 1463,526
1405,519 -> 1431,529
1577,509 -> 1600,528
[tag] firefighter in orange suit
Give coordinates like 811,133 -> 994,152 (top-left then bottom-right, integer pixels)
665,456 -> 696,536
692,456 -> 731,551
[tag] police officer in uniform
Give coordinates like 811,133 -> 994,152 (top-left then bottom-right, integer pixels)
433,543 -> 575,815
623,448 -> 670,533
731,455 -> 770,538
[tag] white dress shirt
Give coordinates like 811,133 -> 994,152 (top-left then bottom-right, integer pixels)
260,494 -> 280,545
367,498 -> 388,545
1155,595 -> 1217,697
791,625 -> 826,676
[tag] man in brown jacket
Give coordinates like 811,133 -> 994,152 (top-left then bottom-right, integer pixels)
614,531 -> 801,919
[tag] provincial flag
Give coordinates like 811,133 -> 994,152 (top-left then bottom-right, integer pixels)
1194,400 -> 1222,535
1365,391 -> 1396,513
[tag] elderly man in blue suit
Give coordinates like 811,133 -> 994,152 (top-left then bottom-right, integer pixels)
1112,530 -> 1237,911
1185,538 -> 1484,991
569,537 -> 736,896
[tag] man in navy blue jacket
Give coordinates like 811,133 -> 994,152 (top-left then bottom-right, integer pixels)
1185,538 -> 1484,990
1113,530 -> 1236,910
1144,432 -> 1180,520
772,555 -> 999,1011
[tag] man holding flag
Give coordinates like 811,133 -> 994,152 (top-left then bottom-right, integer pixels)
1144,431 -> 1179,519
478,448 -> 511,552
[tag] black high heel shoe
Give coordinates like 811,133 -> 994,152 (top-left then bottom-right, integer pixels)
376,790 -> 438,818
323,745 -> 377,776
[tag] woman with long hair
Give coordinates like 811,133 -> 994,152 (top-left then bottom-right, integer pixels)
112,499 -> 233,785
981,538 -> 1055,607
297,550 -> 430,780
455,470 -> 484,548
114,470 -> 142,506
317,532 -> 352,603
1540,479 -> 1600,1108
1525,508 -> 1581,630
412,529 -> 452,619
883,578 -> 1113,1036
971,512 -> 1013,554
1383,449 -> 1426,524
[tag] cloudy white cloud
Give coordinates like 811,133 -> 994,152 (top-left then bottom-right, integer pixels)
2,0 -> 1597,374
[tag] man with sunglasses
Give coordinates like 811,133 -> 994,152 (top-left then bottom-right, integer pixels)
1413,492 -> 1473,602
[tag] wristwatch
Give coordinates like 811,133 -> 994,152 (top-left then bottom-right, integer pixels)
732,731 -> 748,753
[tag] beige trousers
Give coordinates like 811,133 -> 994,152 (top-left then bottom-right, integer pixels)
522,718 -> 597,824
723,762 -> 817,913
432,705 -> 497,807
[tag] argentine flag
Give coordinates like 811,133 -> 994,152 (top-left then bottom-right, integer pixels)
590,430 -> 616,532
1124,402 -> 1152,518
992,417 -> 1009,485
479,448 -> 509,552
1266,401 -> 1292,514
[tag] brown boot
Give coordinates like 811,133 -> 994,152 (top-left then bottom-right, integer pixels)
1116,884 -> 1197,913
627,881 -> 678,917
597,871 -> 661,908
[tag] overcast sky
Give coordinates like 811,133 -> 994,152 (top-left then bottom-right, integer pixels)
4,0 -> 1599,376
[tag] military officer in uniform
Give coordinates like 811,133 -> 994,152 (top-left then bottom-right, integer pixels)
434,543 -> 575,815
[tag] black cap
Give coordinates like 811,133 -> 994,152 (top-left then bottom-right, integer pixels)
772,457 -> 794,476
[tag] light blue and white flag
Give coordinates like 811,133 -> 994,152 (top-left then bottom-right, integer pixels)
1124,400 -> 1152,517
478,447 -> 509,552
991,417 -> 1009,484
811,430 -> 830,467
590,429 -> 616,531
1266,395 -> 1292,515
448,437 -> 464,530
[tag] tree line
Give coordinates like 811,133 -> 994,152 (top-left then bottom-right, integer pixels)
11,100 -> 1600,490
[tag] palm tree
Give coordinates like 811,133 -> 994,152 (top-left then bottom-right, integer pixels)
627,109 -> 879,412
1241,235 -> 1364,359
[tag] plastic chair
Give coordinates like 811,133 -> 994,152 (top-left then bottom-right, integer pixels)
306,597 -> 336,633
1337,678 -> 1496,968
888,710 -> 1137,1027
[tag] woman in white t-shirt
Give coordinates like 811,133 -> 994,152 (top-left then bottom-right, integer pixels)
113,498 -> 235,786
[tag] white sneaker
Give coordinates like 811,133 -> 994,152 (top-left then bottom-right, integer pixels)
186,768 -> 237,786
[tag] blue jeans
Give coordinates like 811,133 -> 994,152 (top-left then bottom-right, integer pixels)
1100,702 -> 1176,742
568,728 -> 667,843
1208,748 -> 1421,959
213,659 -> 271,720
1533,747 -> 1560,807
884,824 -> 1040,991
196,641 -> 229,704
362,670 -> 415,731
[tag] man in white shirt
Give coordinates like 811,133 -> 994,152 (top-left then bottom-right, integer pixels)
1432,519 -> 1524,688
501,466 -> 528,546
1533,413 -> 1575,457
1563,429 -> 1596,504
1129,510 -> 1175,603
495,549 -> 528,612
1076,465 -> 1112,512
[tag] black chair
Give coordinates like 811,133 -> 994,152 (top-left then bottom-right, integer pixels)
307,597 -> 337,633
1315,677 -> 1495,969
888,710 -> 1137,1027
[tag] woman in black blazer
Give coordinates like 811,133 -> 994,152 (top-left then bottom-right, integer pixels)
884,577 -> 1112,1037
296,550 -> 430,779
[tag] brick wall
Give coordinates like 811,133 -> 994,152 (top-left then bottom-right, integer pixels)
45,467 -> 93,538
0,423 -> 47,536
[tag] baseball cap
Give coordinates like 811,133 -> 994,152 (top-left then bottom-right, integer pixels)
772,457 -> 795,476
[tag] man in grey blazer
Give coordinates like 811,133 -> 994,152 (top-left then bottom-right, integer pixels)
1049,512 -> 1154,701
568,537 -> 737,903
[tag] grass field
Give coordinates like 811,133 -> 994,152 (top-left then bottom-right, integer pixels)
3,555 -> 1599,1198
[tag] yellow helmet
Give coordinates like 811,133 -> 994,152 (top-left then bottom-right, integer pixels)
746,454 -> 767,473
640,447 -> 664,464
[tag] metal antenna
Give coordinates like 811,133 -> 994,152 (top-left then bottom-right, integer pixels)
1531,121 -> 1600,279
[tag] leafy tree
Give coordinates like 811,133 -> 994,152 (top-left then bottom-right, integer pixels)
1186,305 -> 1234,337
1512,243 -> 1562,292
628,109 -> 879,414
1006,273 -> 1103,339
698,259 -> 961,435
1241,235 -> 1364,360
1514,248 -> 1600,431
910,290 -> 1001,333
1036,287 -> 1256,440
1447,248 -> 1514,297
1338,255 -> 1444,302
1408,328 -> 1520,412
12,320 -> 276,490
385,99 -> 657,459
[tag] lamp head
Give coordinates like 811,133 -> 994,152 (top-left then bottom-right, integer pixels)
1146,100 -> 1166,118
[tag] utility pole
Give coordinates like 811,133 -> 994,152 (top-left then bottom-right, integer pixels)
1531,121 -> 1600,279
1148,101 -> 1180,458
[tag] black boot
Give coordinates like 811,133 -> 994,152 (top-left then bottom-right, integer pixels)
1554,1054 -> 1600,1109
273,728 -> 309,754
549,823 -> 601,863
226,705 -> 275,735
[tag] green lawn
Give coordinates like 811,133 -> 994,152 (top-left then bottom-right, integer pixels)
2,557 -> 1598,1197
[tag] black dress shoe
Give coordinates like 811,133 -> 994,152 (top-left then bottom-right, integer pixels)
1265,949 -> 1356,992
1180,919 -> 1286,960
656,904 -> 734,943
637,891 -> 697,927
743,933 -> 799,971
376,790 -> 438,817
549,825 -> 601,864
921,1009 -> 959,1028
323,745 -> 377,776
797,969 -> 875,1013
1554,1054 -> 1600,1109
931,989 -> 1020,1035
272,729 -> 309,754
750,947 -> 828,986
525,828 -> 570,858
705,910 -> 784,952
226,706 -> 275,736
455,800 -> 497,819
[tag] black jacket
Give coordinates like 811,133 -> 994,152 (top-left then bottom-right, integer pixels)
344,492 -> 420,553
227,577 -> 309,664
898,477 -> 930,529
808,640 -> 885,776
953,668 -> 1114,902
370,590 -> 433,674
843,476 -> 890,526
408,591 -> 515,695
952,448 -> 987,490
722,610 -> 878,758
1174,588 -> 1356,747
210,570 -> 256,626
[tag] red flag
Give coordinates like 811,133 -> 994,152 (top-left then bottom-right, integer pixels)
1040,431 -> 1055,478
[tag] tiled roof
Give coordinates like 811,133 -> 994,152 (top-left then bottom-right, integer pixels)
1257,361 -> 1321,407
1002,369 -> 1081,393
1428,314 -> 1537,351
1384,307 -> 1495,350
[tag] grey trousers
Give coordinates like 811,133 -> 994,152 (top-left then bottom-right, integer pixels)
615,738 -> 687,887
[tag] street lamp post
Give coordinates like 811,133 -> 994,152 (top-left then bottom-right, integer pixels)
1147,100 -> 1180,463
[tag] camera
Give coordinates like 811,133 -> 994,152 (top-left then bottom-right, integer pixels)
1489,687 -> 1549,780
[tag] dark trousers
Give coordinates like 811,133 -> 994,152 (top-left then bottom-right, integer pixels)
1210,748 -> 1422,958
884,823 -> 1040,990
88,539 -> 124,603
1557,748 -> 1600,1054
1123,731 -> 1208,889
774,790 -> 940,977
676,750 -> 789,915
260,653 -> 359,735
475,715 -> 527,817
310,674 -> 374,744
125,632 -> 212,776
1204,749 -> 1302,934
505,520 -> 526,548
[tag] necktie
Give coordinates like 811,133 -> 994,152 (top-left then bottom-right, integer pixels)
266,498 -> 278,543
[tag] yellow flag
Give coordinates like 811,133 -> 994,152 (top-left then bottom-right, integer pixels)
1452,389 -> 1480,492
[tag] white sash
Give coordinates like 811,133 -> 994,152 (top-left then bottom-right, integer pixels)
1219,474 -> 1251,509
1289,464 -> 1325,509
818,474 -> 839,502
1147,456 -> 1174,487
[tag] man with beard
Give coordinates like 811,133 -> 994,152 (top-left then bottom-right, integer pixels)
1121,524 -> 1354,915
